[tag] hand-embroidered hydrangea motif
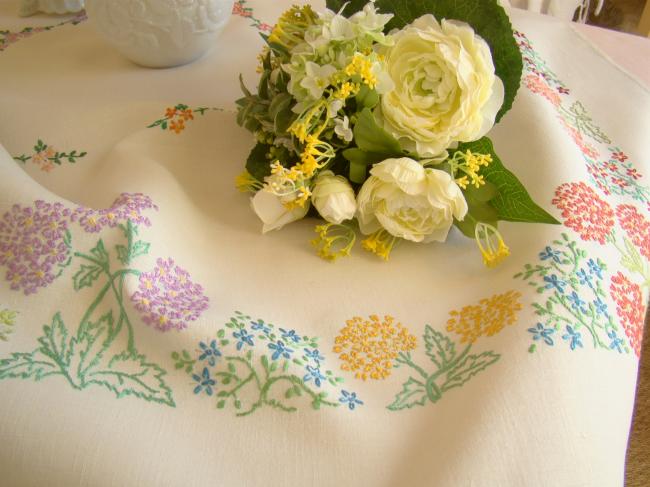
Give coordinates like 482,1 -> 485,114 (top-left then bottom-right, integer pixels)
131,257 -> 209,332
552,182 -> 614,244
172,311 -> 359,416
515,234 -> 632,354
0,195 -> 181,407
72,193 -> 157,233
0,308 -> 18,342
445,291 -> 522,343
333,315 -> 417,380
609,272 -> 644,357
615,204 -> 650,261
0,201 -> 72,295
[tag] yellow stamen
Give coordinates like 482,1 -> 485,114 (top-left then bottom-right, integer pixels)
235,170 -> 264,193
361,229 -> 398,261
448,150 -> 492,189
474,222 -> 510,268
311,223 -> 356,262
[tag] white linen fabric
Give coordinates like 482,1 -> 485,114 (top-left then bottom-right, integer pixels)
0,2 -> 648,486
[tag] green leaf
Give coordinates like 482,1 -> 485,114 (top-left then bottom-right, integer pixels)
354,108 -> 402,155
37,313 -> 73,368
423,325 -> 456,369
217,400 -> 226,409
261,355 -> 269,371
0,350 -> 59,380
90,239 -> 109,265
86,351 -> 175,407
457,138 -> 559,224
73,264 -> 102,291
217,329 -> 225,339
76,311 -> 115,376
246,143 -> 272,182
441,351 -> 500,391
115,245 -> 129,266
387,377 -> 429,410
327,0 -> 522,121
355,85 -> 380,109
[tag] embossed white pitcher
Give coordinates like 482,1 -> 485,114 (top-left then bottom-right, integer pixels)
85,0 -> 234,68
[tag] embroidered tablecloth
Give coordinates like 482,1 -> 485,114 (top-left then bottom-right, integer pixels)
1,1 -> 649,486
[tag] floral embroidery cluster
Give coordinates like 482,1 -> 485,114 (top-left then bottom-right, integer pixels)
232,0 -> 273,32
381,294 -> 521,410
446,291 -> 522,343
0,308 -> 17,342
0,194 -> 209,406
333,315 -> 417,380
609,272 -> 645,357
131,257 -> 209,332
13,139 -> 87,172
0,12 -> 86,52
515,233 -> 633,354
146,104 -> 211,134
172,311 -> 361,416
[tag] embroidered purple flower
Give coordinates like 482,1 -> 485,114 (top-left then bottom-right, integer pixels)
72,193 -> 158,233
303,365 -> 326,387
339,390 -> 363,410
198,339 -> 221,366
0,201 -> 72,295
268,340 -> 293,360
233,328 -> 254,350
131,257 -> 209,331
193,367 -> 216,395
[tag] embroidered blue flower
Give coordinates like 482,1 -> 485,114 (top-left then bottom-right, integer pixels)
562,325 -> 583,350
280,328 -> 301,343
233,328 -> 254,350
192,367 -> 216,396
251,319 -> 271,334
593,297 -> 608,316
539,246 -> 562,263
587,258 -> 604,279
198,339 -> 221,366
607,329 -> 625,353
544,274 -> 566,293
268,340 -> 293,360
567,291 -> 586,311
527,323 -> 555,346
576,268 -> 593,287
303,365 -> 326,387
304,348 -> 325,363
339,390 -> 363,410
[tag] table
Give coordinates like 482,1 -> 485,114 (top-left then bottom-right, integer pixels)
1,2 -> 649,486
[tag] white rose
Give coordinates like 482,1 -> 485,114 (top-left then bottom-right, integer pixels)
376,15 -> 504,157
356,157 -> 468,243
311,170 -> 357,224
251,189 -> 309,233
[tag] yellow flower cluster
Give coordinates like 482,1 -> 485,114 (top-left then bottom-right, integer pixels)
361,229 -> 398,260
449,150 -> 492,190
345,54 -> 378,88
446,290 -> 522,343
310,223 -> 356,261
334,315 -> 417,380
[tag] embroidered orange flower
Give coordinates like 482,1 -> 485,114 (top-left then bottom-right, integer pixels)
169,119 -> 185,134
165,107 -> 177,118
180,109 -> 194,121
446,291 -> 523,343
334,315 -> 416,380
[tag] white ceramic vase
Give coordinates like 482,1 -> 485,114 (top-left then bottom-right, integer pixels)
85,0 -> 234,68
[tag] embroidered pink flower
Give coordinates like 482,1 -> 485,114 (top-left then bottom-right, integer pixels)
258,22 -> 273,33
131,257 -> 209,331
525,74 -> 561,106
612,151 -> 628,163
232,1 -> 252,18
557,86 -> 570,95
615,204 -> 650,260
72,193 -> 158,233
552,182 -> 614,244
559,119 -> 599,159
609,272 -> 644,357
0,201 -> 72,295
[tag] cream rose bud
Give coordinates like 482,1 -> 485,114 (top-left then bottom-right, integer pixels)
251,189 -> 309,233
377,15 -> 505,158
357,158 -> 468,243
311,170 -> 357,224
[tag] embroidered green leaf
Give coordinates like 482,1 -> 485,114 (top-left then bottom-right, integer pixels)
0,308 -> 18,342
87,351 -> 175,407
37,313 -> 74,368
423,325 -> 456,369
171,349 -> 195,374
457,138 -> 559,224
387,377 -> 429,411
326,0 -> 522,121
73,264 -> 103,291
90,239 -> 109,265
441,351 -> 500,391
0,351 -> 59,380
76,311 -> 114,376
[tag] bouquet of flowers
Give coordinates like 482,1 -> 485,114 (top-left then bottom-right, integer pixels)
236,0 -> 558,266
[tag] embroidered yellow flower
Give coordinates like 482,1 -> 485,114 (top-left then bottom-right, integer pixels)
334,315 -> 417,380
446,291 -> 522,343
